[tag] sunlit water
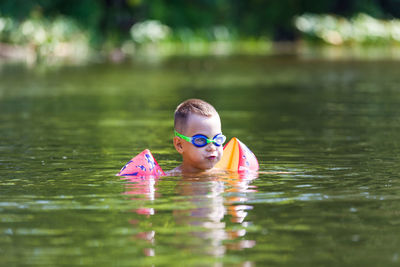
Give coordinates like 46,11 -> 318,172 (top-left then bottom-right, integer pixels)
1,56 -> 400,266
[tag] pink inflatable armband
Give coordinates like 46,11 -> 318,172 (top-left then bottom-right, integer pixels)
215,137 -> 259,172
117,149 -> 165,177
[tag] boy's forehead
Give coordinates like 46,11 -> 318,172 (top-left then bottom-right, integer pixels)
185,113 -> 221,133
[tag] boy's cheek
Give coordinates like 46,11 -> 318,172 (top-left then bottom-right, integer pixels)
184,145 -> 198,156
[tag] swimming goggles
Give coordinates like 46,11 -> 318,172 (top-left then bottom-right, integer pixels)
174,130 -> 226,148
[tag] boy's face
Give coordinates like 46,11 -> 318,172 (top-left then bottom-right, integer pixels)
174,113 -> 223,172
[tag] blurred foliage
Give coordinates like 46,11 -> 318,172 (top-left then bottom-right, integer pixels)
0,14 -> 90,63
295,13 -> 400,45
2,0 -> 400,43
1,0 -> 400,61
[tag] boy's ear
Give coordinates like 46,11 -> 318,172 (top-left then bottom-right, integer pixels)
174,136 -> 184,154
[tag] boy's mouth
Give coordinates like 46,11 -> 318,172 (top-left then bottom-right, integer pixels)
206,155 -> 217,161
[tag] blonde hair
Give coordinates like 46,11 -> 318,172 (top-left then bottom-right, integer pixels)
174,99 -> 218,132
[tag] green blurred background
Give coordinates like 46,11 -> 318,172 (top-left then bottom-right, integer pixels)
1,0 -> 400,63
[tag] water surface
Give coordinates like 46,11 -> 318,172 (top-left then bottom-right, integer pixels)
1,56 -> 400,266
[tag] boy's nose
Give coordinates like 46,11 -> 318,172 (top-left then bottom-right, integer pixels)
206,142 -> 217,151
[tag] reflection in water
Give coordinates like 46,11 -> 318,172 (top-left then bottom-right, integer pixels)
122,172 -> 257,262
122,176 -> 159,257
123,176 -> 159,216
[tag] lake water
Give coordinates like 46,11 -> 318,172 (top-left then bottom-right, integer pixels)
1,55 -> 400,266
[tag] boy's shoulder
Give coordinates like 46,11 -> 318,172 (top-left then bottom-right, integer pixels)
165,166 -> 230,177
164,165 -> 182,176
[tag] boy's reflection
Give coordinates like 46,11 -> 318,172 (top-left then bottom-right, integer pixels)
122,171 -> 257,258
122,176 -> 159,257
174,172 -> 257,256
123,176 -> 159,215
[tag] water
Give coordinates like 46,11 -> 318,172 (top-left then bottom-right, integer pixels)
1,55 -> 400,266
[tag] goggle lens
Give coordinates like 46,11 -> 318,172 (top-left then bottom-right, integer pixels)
192,136 -> 208,147
213,134 -> 226,146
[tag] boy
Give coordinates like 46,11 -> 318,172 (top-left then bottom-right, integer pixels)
171,99 -> 226,174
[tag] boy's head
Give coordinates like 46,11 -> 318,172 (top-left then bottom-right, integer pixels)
174,99 -> 218,133
173,99 -> 224,173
